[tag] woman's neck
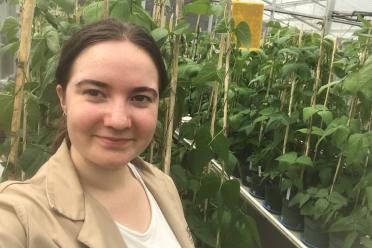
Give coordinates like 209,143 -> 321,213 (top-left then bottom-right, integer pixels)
69,145 -> 134,193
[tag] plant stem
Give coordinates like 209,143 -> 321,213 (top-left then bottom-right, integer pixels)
329,95 -> 357,195
323,37 -> 337,107
222,0 -> 232,136
210,35 -> 226,137
7,0 -> 36,179
75,0 -> 80,24
313,37 -> 338,161
103,0 -> 109,19
301,21 -> 326,181
162,0 -> 182,175
282,76 -> 296,154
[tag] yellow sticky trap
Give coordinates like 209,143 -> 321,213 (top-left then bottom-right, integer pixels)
232,0 -> 264,50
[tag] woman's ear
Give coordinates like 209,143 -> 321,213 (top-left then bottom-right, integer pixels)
56,84 -> 67,114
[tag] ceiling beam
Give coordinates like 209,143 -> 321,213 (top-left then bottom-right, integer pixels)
273,0 -> 325,8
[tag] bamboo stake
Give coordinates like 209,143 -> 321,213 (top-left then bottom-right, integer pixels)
301,23 -> 326,181
22,97 -> 27,153
162,0 -> 182,175
210,36 -> 226,137
282,78 -> 296,154
282,31 -> 303,153
323,37 -> 337,107
329,95 -> 357,195
7,0 -> 36,179
75,0 -> 80,24
149,141 -> 155,164
223,14 -> 232,135
160,1 -> 166,28
103,0 -> 109,19
313,37 -> 337,161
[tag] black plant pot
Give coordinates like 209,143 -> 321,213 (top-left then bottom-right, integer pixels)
280,198 -> 304,231
243,168 -> 255,188
264,178 -> 282,214
250,171 -> 266,199
329,232 -> 362,248
302,217 -> 329,248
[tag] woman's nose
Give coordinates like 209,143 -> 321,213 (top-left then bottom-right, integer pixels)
103,102 -> 132,130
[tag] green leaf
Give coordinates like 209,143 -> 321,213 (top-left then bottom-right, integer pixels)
235,21 -> 251,48
183,145 -> 213,176
366,186 -> 372,211
55,0 -> 75,13
1,16 -> 18,40
344,133 -> 368,165
343,232 -> 359,248
331,126 -> 350,149
210,131 -> 230,164
110,0 -> 131,21
0,41 -> 19,55
275,152 -> 297,164
150,27 -> 169,42
44,26 -> 60,53
0,93 -> 13,133
19,145 -> 50,178
314,198 -> 329,214
296,155 -> 313,166
303,106 -> 318,122
343,56 -> 372,98
329,217 -> 354,232
259,107 -> 276,116
129,4 -> 155,31
317,110 -> 333,126
193,62 -> 219,86
318,79 -> 343,95
187,214 -> 216,247
281,63 -> 311,78
196,173 -> 221,203
214,18 -> 229,33
184,0 -> 211,15
25,93 -> 41,129
289,192 -> 310,208
221,179 -> 240,210
173,19 -> 190,35
82,1 -> 103,23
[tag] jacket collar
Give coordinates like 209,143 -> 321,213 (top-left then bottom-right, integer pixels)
44,142 -> 192,248
46,141 -> 85,221
45,141 -> 125,247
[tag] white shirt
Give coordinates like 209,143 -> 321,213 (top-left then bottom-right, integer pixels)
115,163 -> 181,248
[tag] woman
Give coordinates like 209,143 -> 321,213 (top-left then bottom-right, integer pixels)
0,19 -> 194,248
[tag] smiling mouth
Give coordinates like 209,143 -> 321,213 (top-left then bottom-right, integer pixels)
96,136 -> 134,147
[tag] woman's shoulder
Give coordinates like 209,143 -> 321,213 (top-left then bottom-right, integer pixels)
0,163 -> 50,209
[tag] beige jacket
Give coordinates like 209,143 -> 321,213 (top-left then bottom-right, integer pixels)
0,142 -> 194,248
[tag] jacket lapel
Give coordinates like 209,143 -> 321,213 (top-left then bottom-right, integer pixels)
46,142 -> 126,248
77,194 -> 126,248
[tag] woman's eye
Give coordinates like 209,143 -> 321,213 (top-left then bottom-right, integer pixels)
84,89 -> 105,98
132,95 -> 152,103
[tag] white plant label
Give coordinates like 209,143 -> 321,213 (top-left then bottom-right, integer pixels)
258,166 -> 262,177
286,187 -> 291,201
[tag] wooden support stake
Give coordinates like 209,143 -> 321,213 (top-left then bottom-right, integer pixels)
162,0 -> 182,175
7,0 -> 36,179
103,0 -> 109,19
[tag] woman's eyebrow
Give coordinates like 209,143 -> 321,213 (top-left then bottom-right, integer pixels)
75,79 -> 109,89
132,87 -> 159,98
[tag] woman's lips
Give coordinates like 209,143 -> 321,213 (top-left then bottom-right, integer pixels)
96,136 -> 134,148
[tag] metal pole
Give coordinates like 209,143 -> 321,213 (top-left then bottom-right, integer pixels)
271,0 -> 276,21
324,0 -> 336,34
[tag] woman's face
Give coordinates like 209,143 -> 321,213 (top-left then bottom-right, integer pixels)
56,40 -> 159,169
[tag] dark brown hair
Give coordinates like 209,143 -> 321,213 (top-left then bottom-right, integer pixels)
52,19 -> 168,151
